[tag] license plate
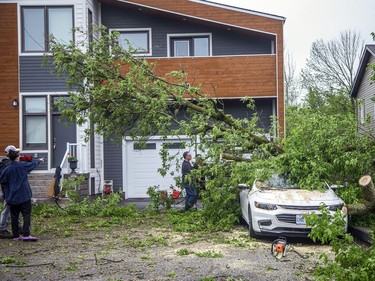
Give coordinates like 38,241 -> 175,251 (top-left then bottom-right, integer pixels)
296,214 -> 306,225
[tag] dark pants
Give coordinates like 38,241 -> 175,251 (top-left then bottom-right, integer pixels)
184,184 -> 197,211
9,200 -> 32,238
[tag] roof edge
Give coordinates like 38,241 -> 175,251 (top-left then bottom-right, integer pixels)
113,0 -> 279,36
189,0 -> 286,22
350,44 -> 375,98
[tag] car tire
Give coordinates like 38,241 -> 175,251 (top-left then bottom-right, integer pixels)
248,205 -> 257,238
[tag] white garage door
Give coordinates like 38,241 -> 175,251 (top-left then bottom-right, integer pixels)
125,139 -> 189,198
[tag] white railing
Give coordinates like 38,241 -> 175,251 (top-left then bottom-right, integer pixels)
60,142 -> 89,174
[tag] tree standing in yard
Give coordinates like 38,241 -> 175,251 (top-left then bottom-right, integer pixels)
0,145 -> 44,241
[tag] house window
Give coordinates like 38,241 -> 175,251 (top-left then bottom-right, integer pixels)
23,97 -> 47,149
88,9 -> 93,46
113,28 -> 152,55
359,99 -> 365,124
169,34 -> 211,57
134,143 -> 156,150
21,6 -> 74,52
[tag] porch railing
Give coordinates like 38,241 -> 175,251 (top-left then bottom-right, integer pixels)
60,142 -> 89,174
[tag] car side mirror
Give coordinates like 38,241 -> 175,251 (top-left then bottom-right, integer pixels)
238,184 -> 251,190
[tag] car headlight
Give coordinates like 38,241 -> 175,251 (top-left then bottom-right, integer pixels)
254,201 -> 277,210
327,203 -> 344,211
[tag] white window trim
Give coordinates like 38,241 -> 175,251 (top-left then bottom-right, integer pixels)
167,33 -> 212,58
18,4 -> 76,56
109,28 -> 152,56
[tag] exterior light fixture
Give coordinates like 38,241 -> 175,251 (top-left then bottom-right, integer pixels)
12,99 -> 18,107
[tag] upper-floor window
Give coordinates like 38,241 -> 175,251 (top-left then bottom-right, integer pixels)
21,6 -> 74,53
168,34 -> 211,57
111,28 -> 152,56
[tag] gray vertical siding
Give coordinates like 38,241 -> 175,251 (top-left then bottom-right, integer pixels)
103,140 -> 123,192
101,4 -> 273,57
357,55 -> 375,132
221,98 -> 274,131
20,56 -> 68,92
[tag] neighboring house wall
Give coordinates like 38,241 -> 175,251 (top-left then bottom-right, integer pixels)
0,4 -> 19,152
356,55 -> 375,132
0,0 -> 104,194
351,45 -> 375,134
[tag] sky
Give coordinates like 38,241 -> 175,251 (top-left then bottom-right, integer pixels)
210,0 -> 375,73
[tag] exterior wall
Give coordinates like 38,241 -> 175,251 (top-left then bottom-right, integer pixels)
20,57 -> 68,92
149,56 -> 277,98
99,0 -> 284,135
105,98 -> 274,191
101,4 -> 274,57
99,0 -> 285,193
104,140 -> 123,192
356,55 -> 375,132
0,4 -> 19,152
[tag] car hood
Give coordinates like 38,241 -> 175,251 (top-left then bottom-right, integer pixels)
251,187 -> 342,205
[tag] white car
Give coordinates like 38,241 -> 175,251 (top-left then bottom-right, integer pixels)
239,174 -> 348,238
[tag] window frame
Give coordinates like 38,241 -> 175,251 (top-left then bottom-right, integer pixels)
110,28 -> 152,56
22,96 -> 48,150
21,5 -> 74,54
167,33 -> 212,57
359,99 -> 365,124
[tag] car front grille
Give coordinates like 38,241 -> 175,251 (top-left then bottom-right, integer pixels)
272,227 -> 311,233
276,214 -> 298,224
276,213 -> 321,224
278,205 -> 321,210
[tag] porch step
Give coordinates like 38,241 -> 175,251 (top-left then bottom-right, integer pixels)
28,173 -> 54,203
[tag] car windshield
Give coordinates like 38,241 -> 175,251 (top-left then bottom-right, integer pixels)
257,174 -> 297,189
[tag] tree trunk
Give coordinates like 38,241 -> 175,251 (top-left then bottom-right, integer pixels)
347,175 -> 375,215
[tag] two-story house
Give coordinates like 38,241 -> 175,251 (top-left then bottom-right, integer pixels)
0,0 -> 285,199
350,44 -> 375,133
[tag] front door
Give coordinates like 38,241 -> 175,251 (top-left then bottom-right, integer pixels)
51,96 -> 76,168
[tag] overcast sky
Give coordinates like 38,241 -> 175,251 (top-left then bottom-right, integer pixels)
210,0 -> 375,73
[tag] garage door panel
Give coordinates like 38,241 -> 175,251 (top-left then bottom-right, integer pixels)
126,140 -> 187,198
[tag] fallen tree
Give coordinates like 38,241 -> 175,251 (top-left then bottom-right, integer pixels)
46,28 -> 375,226
347,175 -> 375,215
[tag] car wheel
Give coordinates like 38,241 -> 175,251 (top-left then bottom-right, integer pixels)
248,205 -> 257,238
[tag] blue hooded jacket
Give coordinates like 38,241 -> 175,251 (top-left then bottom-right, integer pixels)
0,159 -> 41,205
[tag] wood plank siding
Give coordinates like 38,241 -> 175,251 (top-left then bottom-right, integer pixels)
150,56 -> 277,98
0,4 -> 19,151
100,0 -> 285,135
357,55 -> 375,132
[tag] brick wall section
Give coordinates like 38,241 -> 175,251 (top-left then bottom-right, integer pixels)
28,173 -> 55,202
0,4 -> 19,151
